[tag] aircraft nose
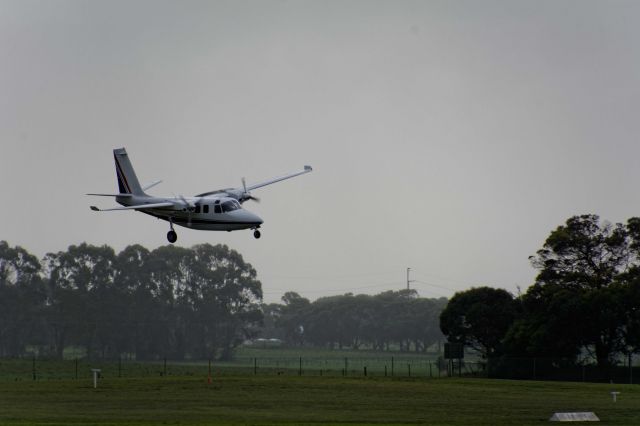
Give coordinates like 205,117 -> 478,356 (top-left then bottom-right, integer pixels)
249,212 -> 263,225
239,209 -> 263,225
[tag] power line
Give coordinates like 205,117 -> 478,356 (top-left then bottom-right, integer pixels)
259,270 -> 399,281
262,281 -> 403,296
412,279 -> 457,292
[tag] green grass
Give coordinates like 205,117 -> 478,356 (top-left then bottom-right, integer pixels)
0,375 -> 638,425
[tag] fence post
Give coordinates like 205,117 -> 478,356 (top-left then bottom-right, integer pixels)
629,353 -> 633,385
344,357 -> 348,376
75,357 -> 78,380
532,358 -> 536,380
163,357 -> 167,377
391,356 -> 394,377
254,357 -> 257,375
429,361 -> 432,378
384,365 -> 387,377
408,364 -> 411,377
364,366 -> 367,377
299,357 -> 302,376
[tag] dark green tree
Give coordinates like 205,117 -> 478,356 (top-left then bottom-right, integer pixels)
178,244 -> 263,360
258,303 -> 285,340
0,242 -> 45,356
440,286 -> 518,357
44,243 -> 117,359
405,297 -> 447,352
113,244 -> 159,360
526,214 -> 631,367
276,292 -> 310,346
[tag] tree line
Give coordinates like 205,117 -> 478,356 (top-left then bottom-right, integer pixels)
261,290 -> 447,352
440,214 -> 640,368
0,241 -> 447,360
8,213 -> 632,367
0,242 -> 262,360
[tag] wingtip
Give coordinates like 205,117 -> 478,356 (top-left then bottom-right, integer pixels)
304,165 -> 313,172
90,206 -> 99,211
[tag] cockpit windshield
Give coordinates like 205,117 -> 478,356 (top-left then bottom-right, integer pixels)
221,200 -> 241,213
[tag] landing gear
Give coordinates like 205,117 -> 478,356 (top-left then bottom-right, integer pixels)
253,230 -> 261,239
167,218 -> 177,243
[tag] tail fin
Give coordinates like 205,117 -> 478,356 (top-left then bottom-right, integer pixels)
113,148 -> 145,195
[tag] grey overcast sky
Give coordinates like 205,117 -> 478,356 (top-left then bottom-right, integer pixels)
2,0 -> 640,303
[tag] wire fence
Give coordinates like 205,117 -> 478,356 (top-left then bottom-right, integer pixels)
230,356 -> 484,378
487,357 -> 639,384
0,356 -> 481,381
1,355 -> 637,384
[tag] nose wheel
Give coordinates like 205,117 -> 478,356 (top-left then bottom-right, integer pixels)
253,230 -> 261,239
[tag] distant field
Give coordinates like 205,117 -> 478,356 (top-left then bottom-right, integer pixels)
0,375 -> 638,425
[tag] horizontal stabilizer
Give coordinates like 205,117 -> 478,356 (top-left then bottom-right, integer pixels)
89,202 -> 175,212
87,193 -> 133,197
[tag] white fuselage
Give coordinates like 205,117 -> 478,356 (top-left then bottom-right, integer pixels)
116,195 -> 263,231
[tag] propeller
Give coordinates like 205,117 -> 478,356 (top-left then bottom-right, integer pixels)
178,195 -> 196,211
239,177 -> 260,203
177,195 -> 198,228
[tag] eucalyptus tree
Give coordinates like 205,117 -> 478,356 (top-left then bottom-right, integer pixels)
276,292 -> 310,346
113,244 -> 157,360
181,244 -> 262,360
44,243 -> 116,358
0,241 -> 45,356
405,297 -> 447,352
146,244 -> 192,359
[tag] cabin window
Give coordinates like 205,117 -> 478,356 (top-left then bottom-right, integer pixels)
195,205 -> 201,214
203,205 -> 209,214
214,205 -> 222,214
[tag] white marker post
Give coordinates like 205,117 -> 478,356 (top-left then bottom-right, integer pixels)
91,369 -> 101,389
611,391 -> 620,402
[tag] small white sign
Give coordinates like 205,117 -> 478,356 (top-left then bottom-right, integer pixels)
549,412 -> 599,422
91,368 -> 101,389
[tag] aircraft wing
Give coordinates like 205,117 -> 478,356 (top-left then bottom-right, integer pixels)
90,202 -> 175,212
195,166 -> 312,198
246,166 -> 313,191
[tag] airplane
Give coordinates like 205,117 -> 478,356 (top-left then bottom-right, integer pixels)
88,148 -> 312,243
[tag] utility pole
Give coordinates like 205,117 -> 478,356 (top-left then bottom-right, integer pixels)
406,267 -> 415,290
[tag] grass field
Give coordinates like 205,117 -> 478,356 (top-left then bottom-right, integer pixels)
0,374 -> 638,425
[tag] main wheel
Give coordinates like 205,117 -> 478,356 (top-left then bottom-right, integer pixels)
167,230 -> 178,243
253,230 -> 261,239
